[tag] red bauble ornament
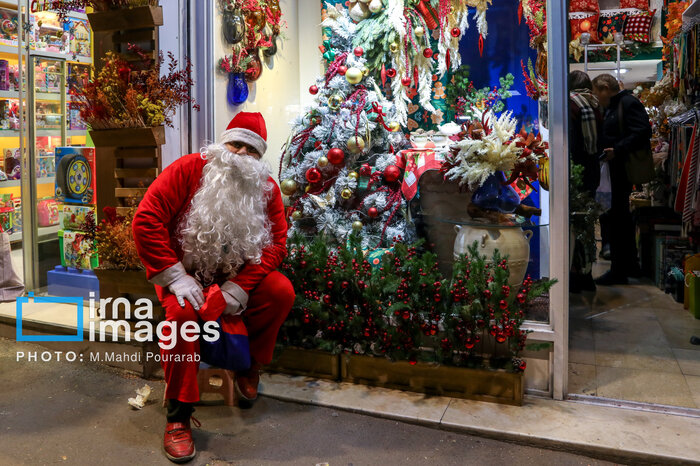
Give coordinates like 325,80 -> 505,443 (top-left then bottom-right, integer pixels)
327,148 -> 345,165
354,47 -> 364,57
423,48 -> 433,58
465,338 -> 475,350
309,85 -> 319,95
386,68 -> 397,78
327,281 -> 334,289
338,65 -> 348,75
451,27 -> 461,37
359,163 -> 372,176
383,165 -> 401,183
323,294 -> 331,304
306,167 -> 322,184
367,207 -> 379,218
401,77 -> 411,87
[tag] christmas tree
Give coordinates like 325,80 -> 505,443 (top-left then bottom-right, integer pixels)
279,7 -> 416,249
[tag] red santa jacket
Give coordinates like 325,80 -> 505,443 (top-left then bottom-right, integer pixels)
132,153 -> 288,303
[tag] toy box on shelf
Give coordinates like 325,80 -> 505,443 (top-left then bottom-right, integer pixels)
65,18 -> 90,58
55,147 -> 95,205
0,8 -> 19,46
3,148 -> 20,180
33,11 -> 66,54
0,193 -> 13,232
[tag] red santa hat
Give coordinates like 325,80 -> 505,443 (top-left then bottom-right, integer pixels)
219,112 -> 268,156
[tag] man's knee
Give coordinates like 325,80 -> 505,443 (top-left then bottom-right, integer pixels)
258,272 -> 295,306
162,295 -> 199,324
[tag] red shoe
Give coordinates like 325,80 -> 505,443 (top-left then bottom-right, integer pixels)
235,362 -> 261,407
163,417 -> 200,463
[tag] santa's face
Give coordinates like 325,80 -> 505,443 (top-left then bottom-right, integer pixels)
226,141 -> 262,160
179,143 -> 272,284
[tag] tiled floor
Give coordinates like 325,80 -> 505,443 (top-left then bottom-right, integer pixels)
569,262 -> 700,408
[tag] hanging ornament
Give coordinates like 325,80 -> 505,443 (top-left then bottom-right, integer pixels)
345,67 -> 363,85
354,47 -> 364,57
338,65 -> 348,76
368,0 -> 383,13
327,148 -> 345,165
328,94 -> 344,111
348,171 -> 359,180
306,167 -> 322,184
222,10 -> 246,44
386,68 -> 396,78
389,42 -> 399,53
341,188 -> 353,199
291,210 -> 302,220
349,1 -> 370,22
423,48 -> 433,59
361,66 -> 370,77
280,179 -> 298,196
451,27 -> 461,38
359,163 -> 372,176
263,34 -> 279,57
352,220 -> 364,231
227,72 -> 248,105
388,121 -> 401,132
309,85 -> 319,95
414,26 -> 425,38
347,136 -> 365,154
383,165 -> 401,183
367,207 -> 379,218
401,77 -> 411,87
317,156 -> 329,168
245,51 -> 263,82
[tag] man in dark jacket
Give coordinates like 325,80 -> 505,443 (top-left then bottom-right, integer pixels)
592,74 -> 651,285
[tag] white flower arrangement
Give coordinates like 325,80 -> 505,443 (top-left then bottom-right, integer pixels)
444,110 -> 522,189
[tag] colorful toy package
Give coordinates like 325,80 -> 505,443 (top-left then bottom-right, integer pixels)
0,193 -> 13,232
62,230 -> 94,269
37,197 -> 59,227
0,8 -> 18,46
60,204 -> 95,232
55,147 -> 95,205
37,150 -> 56,178
3,148 -> 20,180
65,18 -> 91,58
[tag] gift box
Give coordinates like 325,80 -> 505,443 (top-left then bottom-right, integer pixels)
55,147 -> 96,205
60,204 -> 96,232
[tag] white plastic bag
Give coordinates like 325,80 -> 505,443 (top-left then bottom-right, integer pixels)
596,161 -> 612,211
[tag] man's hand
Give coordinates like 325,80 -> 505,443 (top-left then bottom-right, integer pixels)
601,148 -> 615,162
168,275 -> 204,310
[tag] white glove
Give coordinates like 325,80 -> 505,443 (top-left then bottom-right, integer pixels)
168,274 -> 204,310
221,281 -> 248,316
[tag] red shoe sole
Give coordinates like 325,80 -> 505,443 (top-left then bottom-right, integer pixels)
164,446 -> 196,464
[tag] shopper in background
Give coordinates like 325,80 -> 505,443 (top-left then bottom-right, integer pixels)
592,73 -> 651,285
568,70 -> 603,292
132,112 -> 295,463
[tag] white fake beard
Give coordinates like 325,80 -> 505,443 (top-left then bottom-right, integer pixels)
179,143 -> 273,284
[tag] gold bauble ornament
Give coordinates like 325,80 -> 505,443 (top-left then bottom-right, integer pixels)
348,171 -> 359,180
415,26 -> 425,38
341,188 -> 353,199
361,66 -> 370,76
352,220 -> 364,231
317,156 -> 329,167
347,135 -> 365,154
345,67 -> 363,85
328,94 -> 343,111
305,185 -> 312,193
388,121 -> 401,132
280,179 -> 298,196
389,42 -> 399,53
368,0 -> 383,13
291,210 -> 302,220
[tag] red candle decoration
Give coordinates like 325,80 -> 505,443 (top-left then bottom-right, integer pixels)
306,167 -> 322,184
383,165 -> 401,183
326,148 -> 345,165
309,85 -> 319,95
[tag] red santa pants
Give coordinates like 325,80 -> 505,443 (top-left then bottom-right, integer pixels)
156,271 -> 295,403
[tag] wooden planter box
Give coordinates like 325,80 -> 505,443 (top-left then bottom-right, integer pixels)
88,6 -> 164,32
340,354 -> 523,406
93,268 -> 163,321
90,126 -> 166,148
265,347 -> 340,381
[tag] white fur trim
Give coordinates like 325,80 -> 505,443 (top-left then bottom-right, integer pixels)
221,280 -> 249,310
150,262 -> 187,287
219,127 -> 267,156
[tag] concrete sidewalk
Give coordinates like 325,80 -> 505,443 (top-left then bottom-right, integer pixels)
0,338 -> 613,466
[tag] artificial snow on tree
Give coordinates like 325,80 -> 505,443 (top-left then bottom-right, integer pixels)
279,18 -> 415,250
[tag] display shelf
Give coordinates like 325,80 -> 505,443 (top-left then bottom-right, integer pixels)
0,45 -> 92,64
9,224 -> 59,243
0,176 -> 55,188
0,129 -> 87,137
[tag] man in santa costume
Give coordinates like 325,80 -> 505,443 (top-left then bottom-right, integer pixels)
132,112 -> 294,463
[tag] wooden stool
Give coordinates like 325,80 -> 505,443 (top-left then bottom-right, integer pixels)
197,367 -> 236,406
